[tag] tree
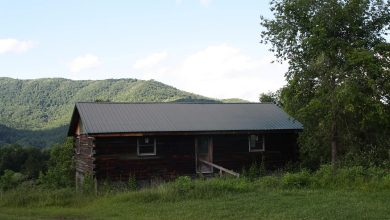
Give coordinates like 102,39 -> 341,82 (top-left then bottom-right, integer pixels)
259,90 -> 281,105
39,138 -> 74,188
261,0 -> 390,168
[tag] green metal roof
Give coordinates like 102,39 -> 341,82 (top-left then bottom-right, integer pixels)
68,102 -> 303,135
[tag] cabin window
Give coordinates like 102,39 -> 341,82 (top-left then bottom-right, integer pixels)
248,135 -> 265,152
137,137 -> 156,156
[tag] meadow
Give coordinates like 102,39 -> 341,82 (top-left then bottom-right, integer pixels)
0,165 -> 389,220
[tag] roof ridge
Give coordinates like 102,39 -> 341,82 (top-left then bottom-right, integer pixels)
75,101 -> 274,105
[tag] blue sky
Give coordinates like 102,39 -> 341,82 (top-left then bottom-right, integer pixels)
0,0 -> 287,101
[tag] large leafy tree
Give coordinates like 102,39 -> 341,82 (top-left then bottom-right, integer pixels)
261,0 -> 390,168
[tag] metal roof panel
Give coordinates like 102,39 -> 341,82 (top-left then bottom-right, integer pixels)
73,102 -> 303,134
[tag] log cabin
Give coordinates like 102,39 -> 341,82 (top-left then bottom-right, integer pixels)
67,102 -> 303,187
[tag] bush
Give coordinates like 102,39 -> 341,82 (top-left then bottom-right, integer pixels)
312,164 -> 334,188
0,170 -> 26,191
243,161 -> 267,181
312,164 -> 390,190
255,176 -> 281,189
82,173 -> 96,195
282,169 -> 312,188
38,138 -> 74,188
174,176 -> 193,194
127,173 -> 137,191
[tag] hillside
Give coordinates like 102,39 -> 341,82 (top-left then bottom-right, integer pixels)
0,77 -> 215,147
0,77 -> 214,130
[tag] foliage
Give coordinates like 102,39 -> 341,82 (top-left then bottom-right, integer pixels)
81,173 -> 96,195
255,164 -> 390,190
0,182 -> 85,208
261,0 -> 390,168
0,170 -> 26,191
311,164 -> 390,190
281,169 -> 312,188
0,78 -> 214,147
0,124 -> 68,148
174,176 -> 193,194
0,144 -> 49,179
38,138 -> 74,188
0,169 -> 389,219
242,161 -> 267,181
127,173 -> 137,191
221,98 -> 250,103
259,90 -> 281,105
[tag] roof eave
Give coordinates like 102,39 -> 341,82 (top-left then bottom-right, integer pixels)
86,128 -> 303,137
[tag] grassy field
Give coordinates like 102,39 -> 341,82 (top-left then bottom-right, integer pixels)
0,188 -> 389,220
1,166 -> 389,220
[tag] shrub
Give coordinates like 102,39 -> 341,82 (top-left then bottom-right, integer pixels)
82,173 -> 96,195
128,173 -> 137,191
174,176 -> 193,194
336,166 -> 365,187
282,169 -> 312,188
312,164 -> 334,188
193,177 -> 250,197
0,170 -> 26,191
312,164 -> 390,190
38,138 -> 74,188
383,174 -> 390,189
255,176 -> 282,189
243,161 -> 267,181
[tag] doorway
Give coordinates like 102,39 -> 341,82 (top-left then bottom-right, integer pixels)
195,136 -> 213,173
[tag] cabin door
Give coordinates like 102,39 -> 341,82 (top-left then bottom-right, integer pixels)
195,136 -> 213,173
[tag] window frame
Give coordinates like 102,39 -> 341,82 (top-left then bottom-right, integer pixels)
137,137 -> 157,156
248,134 -> 265,152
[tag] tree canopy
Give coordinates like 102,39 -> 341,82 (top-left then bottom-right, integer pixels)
261,0 -> 390,168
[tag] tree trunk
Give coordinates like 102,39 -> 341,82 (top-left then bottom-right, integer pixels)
331,118 -> 337,168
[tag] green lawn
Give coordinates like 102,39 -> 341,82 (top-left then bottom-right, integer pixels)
0,188 -> 389,220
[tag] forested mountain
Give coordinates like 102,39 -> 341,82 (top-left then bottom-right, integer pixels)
0,77 -> 223,147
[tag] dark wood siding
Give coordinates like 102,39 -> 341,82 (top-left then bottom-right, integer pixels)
74,132 -> 299,182
263,133 -> 299,168
93,136 -> 196,181
213,133 -> 299,172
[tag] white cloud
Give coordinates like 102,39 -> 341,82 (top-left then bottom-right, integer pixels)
199,0 -> 211,7
0,38 -> 35,54
134,44 -> 288,102
69,54 -> 101,73
133,51 -> 168,69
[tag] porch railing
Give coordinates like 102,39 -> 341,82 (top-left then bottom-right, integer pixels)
198,159 -> 240,178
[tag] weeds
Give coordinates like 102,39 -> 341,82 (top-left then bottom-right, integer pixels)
0,165 -> 388,208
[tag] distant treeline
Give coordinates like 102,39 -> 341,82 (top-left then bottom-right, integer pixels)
0,124 -> 67,148
0,77 -> 229,148
0,139 -> 73,191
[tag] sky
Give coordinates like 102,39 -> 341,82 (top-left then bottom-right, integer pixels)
0,0 -> 288,102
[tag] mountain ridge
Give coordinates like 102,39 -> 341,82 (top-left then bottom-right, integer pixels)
0,77 -> 249,147
0,77 -> 212,130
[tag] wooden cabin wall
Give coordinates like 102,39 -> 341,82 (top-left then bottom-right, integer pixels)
93,136 -> 196,182
88,132 -> 299,182
74,135 -> 95,187
264,133 -> 299,168
213,133 -> 299,172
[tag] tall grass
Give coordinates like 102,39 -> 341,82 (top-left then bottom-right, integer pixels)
0,165 -> 388,209
0,182 -> 90,207
277,165 -> 390,190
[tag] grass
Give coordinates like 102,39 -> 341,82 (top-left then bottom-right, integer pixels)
0,187 -> 389,220
0,165 -> 389,220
